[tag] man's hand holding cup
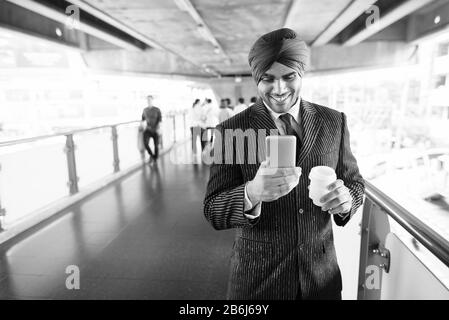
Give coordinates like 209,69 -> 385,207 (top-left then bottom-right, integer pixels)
320,179 -> 353,216
308,166 -> 353,217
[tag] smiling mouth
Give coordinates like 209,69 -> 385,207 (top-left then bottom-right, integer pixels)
270,93 -> 291,103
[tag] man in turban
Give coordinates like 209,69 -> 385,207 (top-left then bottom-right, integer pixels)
204,28 -> 365,300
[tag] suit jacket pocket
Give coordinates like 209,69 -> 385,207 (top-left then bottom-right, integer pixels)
321,229 -> 334,254
318,147 -> 339,156
319,229 -> 342,292
233,237 -> 273,262
229,237 -> 274,298
308,148 -> 339,169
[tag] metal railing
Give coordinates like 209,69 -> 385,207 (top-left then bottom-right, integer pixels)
365,181 -> 449,268
0,111 -> 189,231
358,180 -> 449,299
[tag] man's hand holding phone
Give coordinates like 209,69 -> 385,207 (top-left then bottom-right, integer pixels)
246,161 -> 301,205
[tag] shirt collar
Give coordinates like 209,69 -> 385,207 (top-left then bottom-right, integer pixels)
263,97 -> 301,121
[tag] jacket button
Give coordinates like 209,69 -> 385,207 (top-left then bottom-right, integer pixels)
299,209 -> 304,214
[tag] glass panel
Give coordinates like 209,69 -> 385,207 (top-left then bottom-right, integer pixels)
386,215 -> 449,290
117,123 -> 144,169
0,137 -> 68,226
74,128 -> 114,189
302,62 -> 449,240
382,233 -> 449,299
176,113 -> 188,141
160,115 -> 175,147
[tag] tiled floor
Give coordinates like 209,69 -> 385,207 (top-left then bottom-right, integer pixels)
0,145 -> 235,299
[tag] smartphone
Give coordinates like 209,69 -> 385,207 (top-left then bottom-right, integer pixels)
266,136 -> 296,168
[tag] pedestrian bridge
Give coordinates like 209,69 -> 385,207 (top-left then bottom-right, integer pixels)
0,125 -> 448,299
0,0 -> 449,300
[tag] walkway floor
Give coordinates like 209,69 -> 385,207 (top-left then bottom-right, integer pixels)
0,143 -> 235,299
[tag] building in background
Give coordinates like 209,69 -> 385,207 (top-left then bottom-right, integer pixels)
0,28 -> 214,141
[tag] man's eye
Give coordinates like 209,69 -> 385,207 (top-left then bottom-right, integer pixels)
284,74 -> 296,81
261,77 -> 274,82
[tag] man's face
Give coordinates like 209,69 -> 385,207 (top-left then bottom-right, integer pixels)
147,97 -> 153,106
257,62 -> 302,113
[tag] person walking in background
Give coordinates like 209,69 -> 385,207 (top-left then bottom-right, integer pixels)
189,98 -> 202,154
141,95 -> 162,163
234,97 -> 248,114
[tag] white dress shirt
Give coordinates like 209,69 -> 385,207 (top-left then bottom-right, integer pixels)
189,104 -> 202,127
218,108 -> 235,123
244,97 -> 302,219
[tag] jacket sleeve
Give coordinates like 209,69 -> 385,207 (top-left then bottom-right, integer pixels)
203,124 -> 259,230
334,112 -> 365,227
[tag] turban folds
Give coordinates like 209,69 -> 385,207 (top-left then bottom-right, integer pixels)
248,28 -> 309,84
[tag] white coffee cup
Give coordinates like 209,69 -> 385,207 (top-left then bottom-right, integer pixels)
308,166 -> 337,207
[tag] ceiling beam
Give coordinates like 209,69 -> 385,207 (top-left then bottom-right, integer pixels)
283,0 -> 299,30
174,0 -> 231,65
5,0 -> 142,51
5,0 -> 218,76
67,0 -> 163,50
67,0 -> 218,75
343,0 -> 436,46
312,0 -> 378,46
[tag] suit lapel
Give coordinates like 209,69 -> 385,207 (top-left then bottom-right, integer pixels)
246,99 -> 322,167
248,99 -> 278,165
297,100 -> 322,166
249,99 -> 278,132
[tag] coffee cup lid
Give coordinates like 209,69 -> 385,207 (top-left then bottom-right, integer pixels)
309,166 -> 336,180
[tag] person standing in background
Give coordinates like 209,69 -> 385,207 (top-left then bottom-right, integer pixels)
189,98 -> 201,154
218,98 -> 235,123
141,95 -> 162,163
249,96 -> 257,107
226,98 -> 234,112
199,98 -> 216,150
234,97 -> 248,114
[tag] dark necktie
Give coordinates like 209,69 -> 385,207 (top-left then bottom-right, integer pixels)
279,113 -> 303,153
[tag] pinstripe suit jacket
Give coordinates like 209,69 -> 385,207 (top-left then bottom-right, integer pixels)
204,99 -> 365,300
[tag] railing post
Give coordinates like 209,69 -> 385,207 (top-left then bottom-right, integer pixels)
183,112 -> 187,138
172,115 -> 177,143
111,126 -> 120,173
0,207 -> 4,231
0,162 -> 5,231
357,196 -> 392,300
64,134 -> 79,195
357,199 -> 373,300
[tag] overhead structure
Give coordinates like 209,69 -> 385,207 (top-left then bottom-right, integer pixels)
311,0 -> 378,46
1,0 -> 447,77
5,0 -> 144,51
174,0 -> 231,65
343,0 -> 436,46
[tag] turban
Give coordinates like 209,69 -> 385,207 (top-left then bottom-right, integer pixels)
248,28 -> 309,84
